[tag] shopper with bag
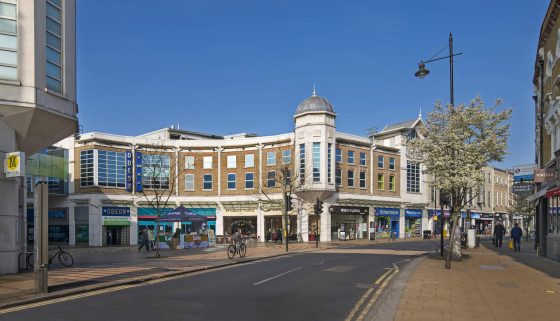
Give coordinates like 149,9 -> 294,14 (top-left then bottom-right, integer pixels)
511,223 -> 523,252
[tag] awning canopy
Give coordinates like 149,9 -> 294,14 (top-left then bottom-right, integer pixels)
159,205 -> 208,223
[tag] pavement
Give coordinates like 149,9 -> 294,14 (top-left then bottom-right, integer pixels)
390,238 -> 560,321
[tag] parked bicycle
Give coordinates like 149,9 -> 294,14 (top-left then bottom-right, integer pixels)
27,246 -> 74,268
242,234 -> 259,248
227,235 -> 246,259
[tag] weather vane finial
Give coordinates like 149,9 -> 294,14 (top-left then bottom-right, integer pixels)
312,84 -> 316,96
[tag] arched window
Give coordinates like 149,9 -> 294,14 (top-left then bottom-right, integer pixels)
547,51 -> 554,76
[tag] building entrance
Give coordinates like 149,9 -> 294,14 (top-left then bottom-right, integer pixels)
103,226 -> 129,246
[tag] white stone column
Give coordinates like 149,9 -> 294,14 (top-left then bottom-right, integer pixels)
68,206 -> 75,246
368,206 -> 375,241
216,208 -> 224,236
399,206 -> 406,239
130,206 -> 138,245
90,203 -> 102,247
320,202 -> 331,241
257,206 -> 265,242
299,208 -> 309,242
422,209 -> 429,236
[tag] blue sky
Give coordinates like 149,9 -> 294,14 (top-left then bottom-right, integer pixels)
77,0 -> 548,169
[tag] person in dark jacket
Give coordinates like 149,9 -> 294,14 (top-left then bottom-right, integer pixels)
511,223 -> 523,252
494,222 -> 505,248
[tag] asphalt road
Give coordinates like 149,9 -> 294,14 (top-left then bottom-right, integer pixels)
2,240 -> 439,321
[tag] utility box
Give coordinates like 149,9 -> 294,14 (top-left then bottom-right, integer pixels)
467,229 -> 476,248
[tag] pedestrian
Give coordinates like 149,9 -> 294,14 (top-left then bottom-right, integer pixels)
511,223 -> 523,252
148,227 -> 155,250
494,222 -> 505,248
138,227 -> 149,252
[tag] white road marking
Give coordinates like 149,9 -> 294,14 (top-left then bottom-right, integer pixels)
253,267 -> 303,286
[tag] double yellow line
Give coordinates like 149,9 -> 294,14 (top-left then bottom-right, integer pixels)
344,267 -> 400,321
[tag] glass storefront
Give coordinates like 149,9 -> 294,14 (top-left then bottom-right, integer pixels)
223,216 -> 257,235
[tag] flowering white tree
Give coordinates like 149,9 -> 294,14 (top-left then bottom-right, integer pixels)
407,97 -> 511,269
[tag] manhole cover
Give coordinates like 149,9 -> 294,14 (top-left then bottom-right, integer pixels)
480,265 -> 504,271
324,265 -> 355,272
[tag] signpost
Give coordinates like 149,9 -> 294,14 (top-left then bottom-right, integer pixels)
513,164 -> 536,182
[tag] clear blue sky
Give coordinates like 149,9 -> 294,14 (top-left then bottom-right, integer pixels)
77,0 -> 548,169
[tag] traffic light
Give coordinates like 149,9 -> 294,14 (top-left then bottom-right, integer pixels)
315,198 -> 323,215
285,193 -> 293,212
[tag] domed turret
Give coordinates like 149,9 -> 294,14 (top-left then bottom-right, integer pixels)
295,88 -> 334,115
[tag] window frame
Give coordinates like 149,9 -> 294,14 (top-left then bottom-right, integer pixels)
184,173 -> 194,191
245,172 -> 254,189
203,174 -> 213,191
335,168 -> 342,186
377,173 -> 385,190
377,156 -> 384,169
347,150 -> 355,164
282,150 -> 291,164
267,170 -> 276,188
335,148 -> 342,163
389,175 -> 395,191
347,170 -> 354,187
360,152 -> 366,166
389,157 -> 395,170
227,173 -> 236,190
184,155 -> 195,169
226,155 -> 236,169
245,154 -> 254,168
203,156 -> 213,169
267,151 -> 276,166
359,171 -> 366,189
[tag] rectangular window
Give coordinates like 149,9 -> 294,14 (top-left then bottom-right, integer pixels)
335,148 -> 342,163
97,150 -> 126,188
389,157 -> 395,170
267,151 -> 276,165
227,155 -> 236,169
359,171 -> 366,188
46,0 -> 63,92
335,168 -> 342,186
184,174 -> 194,191
377,156 -> 384,168
299,144 -> 305,184
245,172 -> 254,189
313,142 -> 320,182
0,0 -> 17,81
267,171 -> 276,188
378,174 -> 384,190
185,156 -> 194,169
80,150 -> 94,187
348,170 -> 354,187
348,151 -> 354,164
406,161 -> 420,193
203,156 -> 212,169
245,154 -> 254,167
227,173 -> 236,190
282,150 -> 291,164
389,175 -> 395,191
203,174 -> 213,190
360,152 -> 366,166
328,143 -> 332,183
142,154 -> 170,189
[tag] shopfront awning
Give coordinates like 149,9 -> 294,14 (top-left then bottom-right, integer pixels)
546,187 -> 560,198
159,206 -> 207,223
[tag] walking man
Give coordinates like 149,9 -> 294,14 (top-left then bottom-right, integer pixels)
138,227 -> 149,252
511,223 -> 523,252
148,227 -> 155,250
494,222 -> 505,248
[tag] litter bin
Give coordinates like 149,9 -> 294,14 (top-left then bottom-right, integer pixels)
475,236 -> 480,248
423,230 -> 432,239
460,233 -> 467,249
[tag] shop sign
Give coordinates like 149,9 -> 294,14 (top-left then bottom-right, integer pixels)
535,168 -> 555,183
546,187 -> 560,198
135,151 -> 143,192
512,182 -> 534,195
513,164 -> 536,182
375,207 -> 400,218
329,205 -> 369,215
428,209 -> 450,217
404,209 -> 422,218
102,206 -> 131,216
126,151 -> 133,192
102,216 -> 131,226
4,151 -> 25,177
481,213 -> 493,219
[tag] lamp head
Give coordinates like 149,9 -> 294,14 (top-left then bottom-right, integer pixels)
415,62 -> 429,79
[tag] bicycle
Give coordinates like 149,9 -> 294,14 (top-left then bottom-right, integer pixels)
27,246 -> 74,268
227,236 -> 246,259
243,234 -> 258,248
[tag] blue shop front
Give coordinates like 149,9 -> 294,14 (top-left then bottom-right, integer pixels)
375,207 -> 400,238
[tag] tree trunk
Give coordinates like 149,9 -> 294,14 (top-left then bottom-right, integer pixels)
445,213 -> 462,269
155,217 -> 161,259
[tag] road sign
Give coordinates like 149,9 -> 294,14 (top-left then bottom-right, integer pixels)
4,151 -> 25,177
513,164 -> 536,182
512,182 -> 534,195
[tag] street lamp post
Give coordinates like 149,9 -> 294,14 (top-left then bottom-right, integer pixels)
415,32 -> 462,257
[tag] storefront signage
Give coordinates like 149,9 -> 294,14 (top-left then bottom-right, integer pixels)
404,209 -> 422,218
481,213 -> 493,219
102,216 -> 131,226
135,151 -> 143,192
512,182 -> 534,195
329,205 -> 369,215
102,206 -> 131,216
126,151 -> 133,192
428,209 -> 450,217
513,164 -> 536,182
375,207 -> 400,217
535,168 -> 555,183
4,151 -> 25,177
546,187 -> 560,198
